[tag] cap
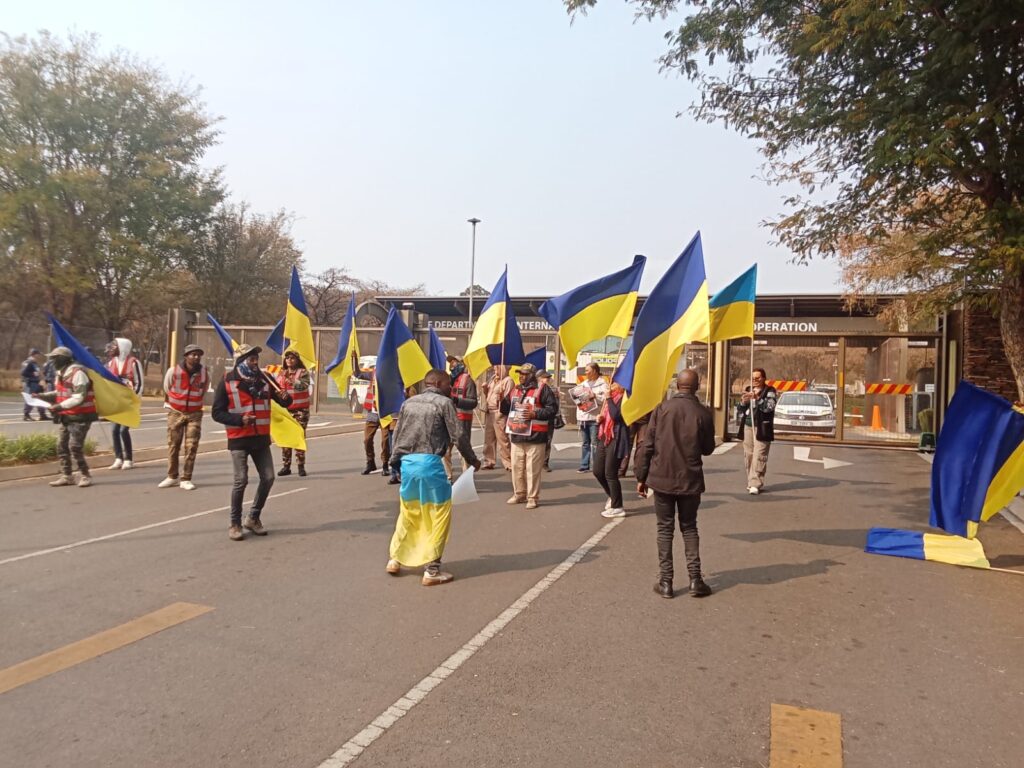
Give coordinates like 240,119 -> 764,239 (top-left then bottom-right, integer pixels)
183,344 -> 204,356
29,347 -> 41,355
447,354 -> 463,363
518,363 -> 537,376
46,346 -> 72,359
537,369 -> 552,379
234,343 -> 262,363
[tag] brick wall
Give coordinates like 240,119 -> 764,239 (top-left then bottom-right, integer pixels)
963,306 -> 1018,402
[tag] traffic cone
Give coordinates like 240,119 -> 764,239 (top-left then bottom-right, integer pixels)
870,405 -> 883,430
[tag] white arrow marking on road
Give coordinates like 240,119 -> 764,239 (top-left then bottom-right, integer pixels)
553,442 -> 582,452
713,442 -> 738,455
793,446 -> 853,470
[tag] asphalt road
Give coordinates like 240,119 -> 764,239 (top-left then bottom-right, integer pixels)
1,431 -> 1022,768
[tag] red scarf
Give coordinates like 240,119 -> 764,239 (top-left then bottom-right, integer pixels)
597,389 -> 623,445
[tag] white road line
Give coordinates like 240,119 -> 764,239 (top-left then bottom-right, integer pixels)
317,516 -> 625,767
0,488 -> 308,567
713,442 -> 738,455
917,453 -> 935,464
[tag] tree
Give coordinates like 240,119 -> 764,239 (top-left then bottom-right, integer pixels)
566,1 -> 1024,398
184,203 -> 302,324
0,32 -> 222,331
459,284 -> 490,298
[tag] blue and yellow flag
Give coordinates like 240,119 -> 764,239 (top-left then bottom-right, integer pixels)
207,312 -> 306,451
47,314 -> 141,428
930,381 -> 1024,538
325,294 -> 359,395
709,264 -> 757,343
538,255 -> 645,368
865,528 -> 991,569
376,307 -> 432,428
284,266 -> 316,370
464,269 -> 526,379
613,232 -> 710,424
265,317 -> 286,356
427,326 -> 448,371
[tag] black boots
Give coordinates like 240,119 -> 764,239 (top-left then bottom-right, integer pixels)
689,577 -> 712,598
277,466 -> 291,477
653,580 -> 673,599
361,461 -> 377,476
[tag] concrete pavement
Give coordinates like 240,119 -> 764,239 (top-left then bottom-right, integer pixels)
1,433 -> 1022,767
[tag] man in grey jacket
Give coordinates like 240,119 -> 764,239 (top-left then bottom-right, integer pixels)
636,369 -> 716,599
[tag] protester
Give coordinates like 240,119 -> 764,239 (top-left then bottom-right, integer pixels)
20,348 -> 45,421
104,338 -> 143,470
159,344 -> 208,490
477,370 -> 494,468
275,350 -> 311,477
620,412 -> 651,481
38,346 -> 97,487
500,363 -> 559,509
574,362 -> 608,473
386,369 -> 481,585
636,369 -> 716,599
442,354 -> 478,481
42,355 -> 57,391
736,367 -> 777,495
536,369 -> 559,471
212,344 -> 292,540
352,352 -> 391,476
483,364 -> 514,470
593,381 -> 629,518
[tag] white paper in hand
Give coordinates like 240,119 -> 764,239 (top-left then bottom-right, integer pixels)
450,467 -> 479,505
22,392 -> 51,410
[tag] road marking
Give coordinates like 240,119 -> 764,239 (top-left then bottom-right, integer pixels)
917,453 -> 935,464
0,602 -> 213,696
0,488 -> 307,566
317,517 -> 626,767
770,703 -> 843,767
713,442 -> 738,455
793,446 -> 853,470
552,441 -> 582,451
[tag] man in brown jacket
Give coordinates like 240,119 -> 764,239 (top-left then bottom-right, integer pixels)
636,369 -> 716,599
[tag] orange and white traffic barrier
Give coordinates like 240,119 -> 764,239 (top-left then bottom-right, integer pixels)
865,382 -> 912,395
766,379 -> 807,392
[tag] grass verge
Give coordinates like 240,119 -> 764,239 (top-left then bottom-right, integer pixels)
0,433 -> 98,465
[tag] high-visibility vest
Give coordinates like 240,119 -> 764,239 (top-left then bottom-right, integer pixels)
56,364 -> 97,418
224,377 -> 271,439
166,365 -> 208,413
451,372 -> 474,422
106,355 -> 139,387
506,386 -> 548,435
276,369 -> 310,411
363,374 -> 377,413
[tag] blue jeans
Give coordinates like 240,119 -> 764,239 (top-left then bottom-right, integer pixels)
112,424 -> 133,460
579,421 -> 597,470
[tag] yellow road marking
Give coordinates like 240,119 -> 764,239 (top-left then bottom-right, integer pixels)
0,602 -> 213,695
770,703 -> 843,768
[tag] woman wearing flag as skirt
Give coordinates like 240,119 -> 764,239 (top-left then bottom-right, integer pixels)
275,350 -> 311,476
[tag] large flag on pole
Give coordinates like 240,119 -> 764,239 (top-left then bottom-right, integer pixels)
538,255 -> 645,368
709,264 -> 757,342
284,266 -> 317,369
463,268 -> 525,379
265,317 -> 286,355
376,307 -> 433,428
207,312 -> 306,451
613,232 -> 710,425
325,294 -> 359,395
47,314 -> 141,428
427,326 -> 448,371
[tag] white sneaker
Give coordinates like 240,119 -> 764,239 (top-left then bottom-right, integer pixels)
109,458 -> 123,470
78,475 -> 93,488
158,477 -> 179,488
179,480 -> 196,491
121,460 -> 133,470
49,475 -> 73,487
748,486 -> 760,495
601,507 -> 626,518
604,498 -> 612,511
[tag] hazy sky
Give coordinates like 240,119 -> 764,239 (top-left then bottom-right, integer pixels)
5,0 -> 844,297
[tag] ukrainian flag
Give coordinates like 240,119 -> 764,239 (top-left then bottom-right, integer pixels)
427,326 -> 448,371
207,312 -> 306,451
375,307 -> 432,427
538,255 -> 645,368
284,266 -> 317,369
47,314 -> 141,428
265,316 -> 286,355
613,232 -> 710,425
709,264 -> 757,342
930,381 -> 1024,538
463,269 -> 526,379
865,528 -> 991,569
325,294 -> 359,395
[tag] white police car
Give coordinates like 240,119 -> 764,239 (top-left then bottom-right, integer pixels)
774,390 -> 836,436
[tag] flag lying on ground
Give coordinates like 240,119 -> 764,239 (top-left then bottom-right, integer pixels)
613,232 -> 710,425
709,264 -> 757,343
427,326 -> 448,371
464,269 -> 525,379
265,317 -> 286,356
47,314 -> 141,428
865,381 -> 1024,571
538,255 -> 645,368
284,266 -> 316,369
376,306 -> 432,428
207,312 -> 306,451
325,294 -> 359,395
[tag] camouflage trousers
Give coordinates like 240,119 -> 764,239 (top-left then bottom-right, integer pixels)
58,420 -> 92,477
167,409 -> 203,481
281,408 -> 310,469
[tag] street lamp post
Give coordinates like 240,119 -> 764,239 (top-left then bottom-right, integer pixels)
467,217 -> 481,323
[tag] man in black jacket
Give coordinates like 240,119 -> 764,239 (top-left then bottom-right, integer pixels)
499,363 -> 558,509
636,369 -> 716,599
212,344 -> 292,541
735,367 -> 777,495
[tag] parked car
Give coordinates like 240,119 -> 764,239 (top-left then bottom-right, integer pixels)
774,390 -> 836,436
348,355 -> 377,414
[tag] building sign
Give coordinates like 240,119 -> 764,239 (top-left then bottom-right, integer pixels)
429,319 -> 554,332
755,321 -> 819,333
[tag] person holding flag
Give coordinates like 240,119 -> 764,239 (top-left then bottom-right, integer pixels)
500,363 -> 559,509
104,338 -> 144,470
443,354 -> 478,482
39,346 -> 98,487
275,350 -> 311,477
212,344 -> 293,541
351,352 -> 391,476
159,344 -> 208,491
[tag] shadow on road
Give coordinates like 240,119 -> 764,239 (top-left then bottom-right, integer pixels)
723,528 -> 869,549
445,545 -> 605,581
709,557 -> 843,593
